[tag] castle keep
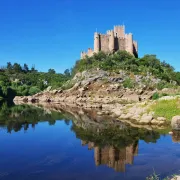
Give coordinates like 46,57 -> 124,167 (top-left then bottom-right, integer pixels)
81,25 -> 138,58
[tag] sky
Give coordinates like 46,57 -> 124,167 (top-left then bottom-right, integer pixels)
0,0 -> 179,73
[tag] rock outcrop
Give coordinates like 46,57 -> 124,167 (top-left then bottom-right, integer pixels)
14,70 -> 159,104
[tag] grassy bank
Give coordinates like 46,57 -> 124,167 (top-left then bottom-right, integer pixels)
151,98 -> 180,120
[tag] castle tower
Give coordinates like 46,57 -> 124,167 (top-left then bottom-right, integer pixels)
114,25 -> 125,38
94,32 -> 100,53
125,33 -> 133,55
108,30 -> 115,52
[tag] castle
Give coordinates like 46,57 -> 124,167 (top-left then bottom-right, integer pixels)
81,25 -> 138,58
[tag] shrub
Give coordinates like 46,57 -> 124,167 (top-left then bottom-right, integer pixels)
28,86 -> 41,95
61,80 -> 75,90
152,92 -> 159,100
156,81 -> 174,90
123,78 -> 134,89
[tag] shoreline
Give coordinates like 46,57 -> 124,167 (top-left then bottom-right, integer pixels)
13,69 -> 180,131
13,99 -> 171,130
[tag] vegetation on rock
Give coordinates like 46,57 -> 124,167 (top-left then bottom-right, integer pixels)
72,51 -> 180,87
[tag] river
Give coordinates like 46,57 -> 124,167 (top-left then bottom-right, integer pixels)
0,102 -> 179,180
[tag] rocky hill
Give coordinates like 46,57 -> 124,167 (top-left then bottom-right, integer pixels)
14,69 -> 159,104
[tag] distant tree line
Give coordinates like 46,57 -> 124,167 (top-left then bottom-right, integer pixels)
0,62 -> 71,100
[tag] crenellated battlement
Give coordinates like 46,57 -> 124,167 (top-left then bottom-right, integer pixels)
107,30 -> 114,35
81,25 -> 138,58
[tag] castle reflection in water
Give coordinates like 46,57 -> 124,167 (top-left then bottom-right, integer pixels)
2,102 -> 180,174
81,141 -> 138,172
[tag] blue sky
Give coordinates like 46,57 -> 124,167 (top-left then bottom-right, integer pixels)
0,0 -> 179,73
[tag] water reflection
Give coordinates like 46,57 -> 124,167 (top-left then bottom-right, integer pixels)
82,140 -> 138,172
172,130 -> 180,143
0,102 -> 179,180
0,102 -> 70,133
72,120 -> 162,173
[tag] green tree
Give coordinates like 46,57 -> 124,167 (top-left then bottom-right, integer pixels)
13,63 -> 22,73
64,69 -> 71,77
23,63 -> 29,72
7,62 -> 13,71
48,69 -> 56,74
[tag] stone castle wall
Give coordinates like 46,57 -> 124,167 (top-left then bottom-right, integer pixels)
100,34 -> 109,53
81,25 -> 138,59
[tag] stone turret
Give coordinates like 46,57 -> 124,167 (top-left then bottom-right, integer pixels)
94,32 -> 100,53
125,33 -> 133,55
108,30 -> 115,52
114,25 -> 125,38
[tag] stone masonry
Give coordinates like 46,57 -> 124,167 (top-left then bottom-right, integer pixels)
81,25 -> 138,58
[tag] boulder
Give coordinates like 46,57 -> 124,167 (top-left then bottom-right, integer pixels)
111,108 -> 122,117
51,90 -> 58,95
140,114 -> 153,124
158,121 -> 166,125
124,113 -> 133,119
120,114 -> 126,119
132,114 -> 141,121
72,82 -> 81,90
171,116 -> 180,130
122,94 -> 140,102
151,119 -> 159,125
73,72 -> 82,81
157,117 -> 166,121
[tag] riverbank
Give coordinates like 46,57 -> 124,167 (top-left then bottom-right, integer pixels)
14,69 -> 180,130
13,100 -> 176,132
